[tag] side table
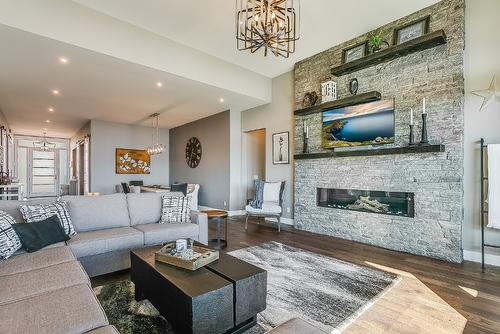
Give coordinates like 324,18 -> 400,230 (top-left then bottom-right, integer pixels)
202,210 -> 228,250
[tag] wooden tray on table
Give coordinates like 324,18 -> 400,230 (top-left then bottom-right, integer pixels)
155,242 -> 219,271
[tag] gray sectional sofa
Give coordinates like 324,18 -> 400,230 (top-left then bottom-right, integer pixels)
0,192 -> 208,334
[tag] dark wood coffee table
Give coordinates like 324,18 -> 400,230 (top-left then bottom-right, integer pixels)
130,245 -> 267,334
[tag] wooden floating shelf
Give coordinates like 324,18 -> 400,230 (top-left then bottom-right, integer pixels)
331,30 -> 447,76
294,91 -> 381,117
294,144 -> 445,160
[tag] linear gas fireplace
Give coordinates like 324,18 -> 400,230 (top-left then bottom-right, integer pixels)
317,188 -> 415,218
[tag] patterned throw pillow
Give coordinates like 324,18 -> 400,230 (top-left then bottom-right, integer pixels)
20,201 -> 76,236
0,211 -> 22,259
160,196 -> 191,224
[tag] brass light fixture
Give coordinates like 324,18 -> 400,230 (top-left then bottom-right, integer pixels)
236,0 -> 300,58
146,113 -> 166,155
33,132 -> 56,151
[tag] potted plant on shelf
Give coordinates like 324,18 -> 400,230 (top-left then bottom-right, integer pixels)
368,33 -> 390,54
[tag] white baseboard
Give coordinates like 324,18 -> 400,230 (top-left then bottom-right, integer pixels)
463,250 -> 500,267
265,217 -> 294,226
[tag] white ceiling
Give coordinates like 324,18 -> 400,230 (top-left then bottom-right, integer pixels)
73,0 -> 440,78
0,25 -> 263,138
0,0 -> 441,139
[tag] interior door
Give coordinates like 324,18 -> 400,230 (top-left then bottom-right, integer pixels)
29,149 -> 59,197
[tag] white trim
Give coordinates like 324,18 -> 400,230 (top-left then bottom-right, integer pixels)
463,250 -> 500,267
265,217 -> 294,226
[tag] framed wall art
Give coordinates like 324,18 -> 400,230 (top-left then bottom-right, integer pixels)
115,148 -> 151,174
342,42 -> 368,64
272,132 -> 289,165
393,16 -> 430,45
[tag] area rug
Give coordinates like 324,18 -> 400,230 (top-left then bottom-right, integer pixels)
94,242 -> 398,334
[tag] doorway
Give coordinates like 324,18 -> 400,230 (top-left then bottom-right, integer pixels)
243,129 -> 266,202
15,135 -> 69,199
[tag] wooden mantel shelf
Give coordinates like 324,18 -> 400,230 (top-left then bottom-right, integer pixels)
294,144 -> 445,160
331,30 -> 447,76
294,91 -> 381,117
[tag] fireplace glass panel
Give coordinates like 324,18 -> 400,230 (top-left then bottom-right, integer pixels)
317,188 -> 414,218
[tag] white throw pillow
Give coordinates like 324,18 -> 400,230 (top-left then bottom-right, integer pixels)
0,211 -> 22,259
160,196 -> 191,224
20,201 -> 76,236
263,182 -> 283,202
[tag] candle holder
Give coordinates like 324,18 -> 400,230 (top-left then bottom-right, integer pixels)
409,124 -> 416,145
420,113 -> 429,145
303,135 -> 309,154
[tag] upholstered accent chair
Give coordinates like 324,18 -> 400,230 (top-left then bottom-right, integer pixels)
245,181 -> 285,232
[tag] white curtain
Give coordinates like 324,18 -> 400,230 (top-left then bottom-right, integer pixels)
487,144 -> 500,229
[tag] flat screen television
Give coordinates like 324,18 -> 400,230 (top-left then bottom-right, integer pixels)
322,99 -> 395,149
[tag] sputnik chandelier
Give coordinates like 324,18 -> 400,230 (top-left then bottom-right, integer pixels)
146,113 -> 166,155
33,132 -> 56,151
236,0 -> 300,58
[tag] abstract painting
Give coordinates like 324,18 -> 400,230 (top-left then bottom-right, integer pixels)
115,148 -> 151,174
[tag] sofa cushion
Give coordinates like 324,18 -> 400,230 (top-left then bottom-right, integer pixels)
263,182 -> 283,202
0,211 -> 22,259
63,194 -> 131,232
160,195 -> 191,224
0,260 -> 89,305
20,200 -> 76,236
133,223 -> 199,245
0,245 -> 75,276
126,192 -> 184,225
12,241 -> 66,256
0,284 -> 108,334
12,215 -> 70,253
86,326 -> 120,334
246,201 -> 282,215
68,227 -> 143,258
0,198 -> 57,224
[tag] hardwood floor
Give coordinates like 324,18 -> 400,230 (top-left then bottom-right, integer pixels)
222,217 -> 500,334
92,216 -> 500,333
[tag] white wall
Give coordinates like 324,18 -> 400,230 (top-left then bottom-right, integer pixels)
463,0 -> 500,262
241,71 -> 295,220
90,120 -> 169,194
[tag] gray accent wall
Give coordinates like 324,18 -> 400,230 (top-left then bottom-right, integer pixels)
293,0 -> 465,262
169,110 -> 230,210
242,72 -> 295,220
89,120 -> 169,194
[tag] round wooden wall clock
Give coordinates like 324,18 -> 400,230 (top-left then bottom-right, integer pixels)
185,137 -> 202,168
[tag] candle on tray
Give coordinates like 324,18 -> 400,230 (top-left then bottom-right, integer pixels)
306,125 -> 309,138
422,97 -> 427,114
410,108 -> 414,125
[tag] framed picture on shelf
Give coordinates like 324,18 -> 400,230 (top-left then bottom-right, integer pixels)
393,16 -> 430,45
272,132 -> 289,165
342,42 -> 368,64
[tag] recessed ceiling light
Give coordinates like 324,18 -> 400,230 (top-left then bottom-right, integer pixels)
156,82 -> 163,88
48,107 -> 54,112
45,120 -> 51,123
43,128 -> 47,131
219,98 -> 225,103
52,89 -> 60,95
59,57 -> 68,64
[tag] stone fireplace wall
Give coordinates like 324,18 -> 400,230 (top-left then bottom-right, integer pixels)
293,0 -> 465,262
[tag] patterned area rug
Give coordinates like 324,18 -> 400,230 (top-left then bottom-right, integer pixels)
94,242 -> 398,334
